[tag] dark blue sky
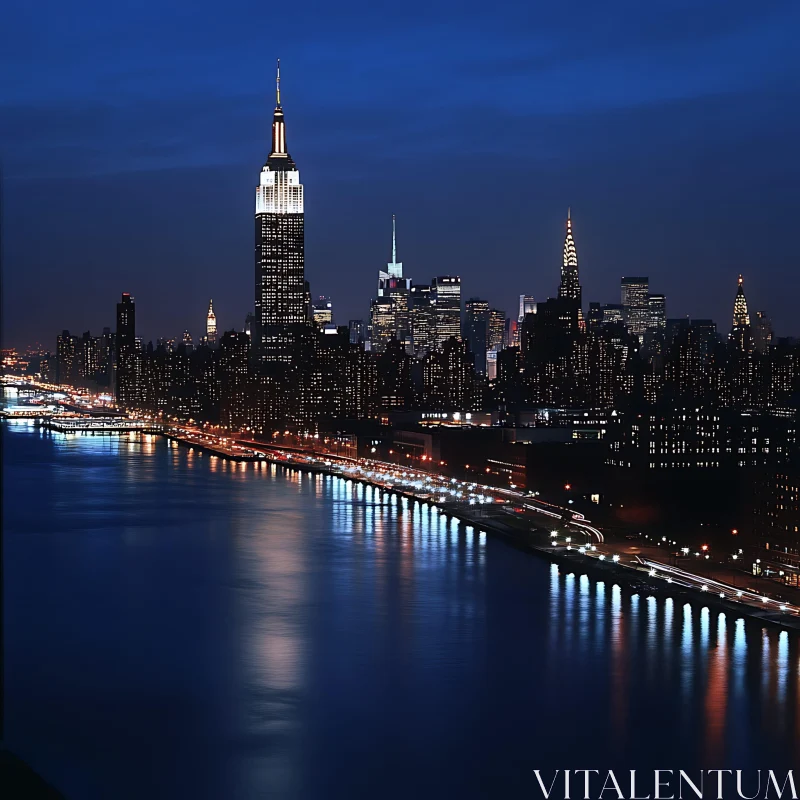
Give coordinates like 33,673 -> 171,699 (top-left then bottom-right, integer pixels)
2,0 -> 799,349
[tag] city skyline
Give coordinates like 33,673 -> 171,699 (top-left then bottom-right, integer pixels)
5,3 -> 800,796
2,0 -> 799,349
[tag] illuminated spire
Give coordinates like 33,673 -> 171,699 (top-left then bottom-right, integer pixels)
206,299 -> 217,343
732,274 -> 750,328
266,58 -> 293,166
558,207 -> 581,306
387,214 -> 403,278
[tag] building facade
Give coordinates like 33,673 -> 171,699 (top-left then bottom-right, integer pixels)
432,276 -> 461,349
254,61 -> 306,364
558,209 -> 581,309
621,276 -> 650,342
116,293 -> 137,405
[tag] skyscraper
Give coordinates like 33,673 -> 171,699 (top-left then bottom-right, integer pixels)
488,309 -> 505,352
382,215 -> 403,281
515,295 -> 536,348
732,274 -> 750,327
349,319 -> 366,346
730,274 -> 752,351
206,299 -> 217,346
56,330 -> 78,386
647,293 -> 666,332
254,60 -> 305,364
432,276 -> 461,349
621,277 -> 650,341
558,209 -> 581,308
463,298 -> 489,374
368,298 -> 395,353
219,331 -> 251,428
410,283 -> 435,356
753,311 -> 773,353
116,293 -> 136,405
373,216 -> 411,349
518,295 -> 536,323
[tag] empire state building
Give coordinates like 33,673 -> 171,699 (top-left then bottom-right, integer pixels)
254,60 -> 305,364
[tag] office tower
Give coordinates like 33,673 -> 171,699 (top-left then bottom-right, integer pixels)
647,293 -> 666,332
463,298 -> 489,375
182,330 -> 193,351
375,217 -> 411,347
98,327 -> 114,388
518,294 -> 536,324
383,278 -> 411,347
313,296 -> 333,327
376,338 -> 414,410
254,61 -> 305,364
432,276 -> 461,349
116,293 -> 136,405
558,209 -> 581,308
219,331 -> 251,429
520,297 -> 580,406
421,337 -> 475,411
349,319 -> 366,346
56,330 -> 78,386
488,309 -> 505,352
690,319 -> 719,364
410,283 -> 435,356
206,299 -> 217,346
621,277 -> 649,341
754,311 -> 773,353
369,298 -> 395,353
80,331 -> 99,381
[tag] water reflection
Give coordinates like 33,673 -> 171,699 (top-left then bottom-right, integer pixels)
5,421 -> 800,800
545,566 -> 800,771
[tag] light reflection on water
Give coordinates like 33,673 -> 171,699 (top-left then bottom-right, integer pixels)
4,420 -> 800,799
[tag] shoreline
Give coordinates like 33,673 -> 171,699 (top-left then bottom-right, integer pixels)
11,419 -> 799,633
164,429 -> 800,632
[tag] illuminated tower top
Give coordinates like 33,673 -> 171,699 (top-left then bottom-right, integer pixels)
256,59 -> 303,215
206,299 -> 217,343
732,274 -> 750,328
387,214 -> 403,279
558,207 -> 581,308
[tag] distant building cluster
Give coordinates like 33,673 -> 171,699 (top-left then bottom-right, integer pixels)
10,61 -> 800,587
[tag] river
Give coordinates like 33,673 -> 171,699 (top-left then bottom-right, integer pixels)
4,419 -> 800,799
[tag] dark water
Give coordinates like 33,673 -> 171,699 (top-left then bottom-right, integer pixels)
4,420 -> 800,799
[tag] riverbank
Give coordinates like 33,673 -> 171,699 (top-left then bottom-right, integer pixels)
135,429 -> 800,632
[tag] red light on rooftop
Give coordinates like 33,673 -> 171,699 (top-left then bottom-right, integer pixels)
564,484 -> 572,490
701,544 -> 708,551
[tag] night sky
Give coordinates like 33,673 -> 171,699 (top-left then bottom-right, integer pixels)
2,0 -> 799,350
